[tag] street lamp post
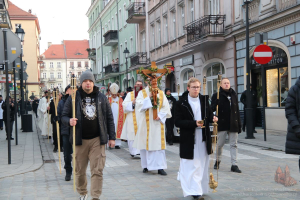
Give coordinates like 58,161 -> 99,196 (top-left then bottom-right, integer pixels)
123,47 -> 130,89
15,25 -> 25,118
244,0 -> 255,139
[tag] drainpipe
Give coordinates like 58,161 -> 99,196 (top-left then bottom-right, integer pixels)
100,18 -> 104,86
234,37 -> 237,92
116,0 -> 122,89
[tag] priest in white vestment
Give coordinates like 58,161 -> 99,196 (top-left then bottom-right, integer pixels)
133,86 -> 171,175
37,91 -> 52,137
174,78 -> 218,200
120,80 -> 143,157
108,83 -> 124,149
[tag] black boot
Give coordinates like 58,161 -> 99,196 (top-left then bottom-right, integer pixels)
115,146 -> 121,149
231,165 -> 242,173
214,161 -> 220,169
158,169 -> 167,176
143,168 -> 148,173
65,173 -> 71,181
253,130 -> 257,133
53,146 -> 58,153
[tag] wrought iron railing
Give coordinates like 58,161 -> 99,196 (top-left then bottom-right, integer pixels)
184,15 -> 226,43
128,2 -> 146,19
130,52 -> 148,66
104,63 -> 119,75
103,30 -> 118,44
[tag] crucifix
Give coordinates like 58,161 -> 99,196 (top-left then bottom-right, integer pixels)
136,62 -> 169,119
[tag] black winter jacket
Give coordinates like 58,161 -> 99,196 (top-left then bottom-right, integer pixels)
58,95 -> 69,136
2,101 -> 15,122
285,77 -> 300,155
61,86 -> 116,145
175,91 -> 214,159
211,87 -> 241,133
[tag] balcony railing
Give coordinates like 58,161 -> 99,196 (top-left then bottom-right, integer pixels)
130,52 -> 149,66
103,30 -> 118,46
126,2 -> 146,24
184,15 -> 226,43
87,48 -> 96,61
104,63 -> 119,76
48,78 -> 56,82
0,10 -> 11,28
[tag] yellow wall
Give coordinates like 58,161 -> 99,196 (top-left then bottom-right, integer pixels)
11,19 -> 40,97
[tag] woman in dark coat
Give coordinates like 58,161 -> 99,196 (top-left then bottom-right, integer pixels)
285,77 -> 300,155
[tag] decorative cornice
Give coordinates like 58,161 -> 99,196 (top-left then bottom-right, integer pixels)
232,6 -> 300,42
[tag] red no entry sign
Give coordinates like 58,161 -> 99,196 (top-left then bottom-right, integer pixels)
253,45 -> 273,64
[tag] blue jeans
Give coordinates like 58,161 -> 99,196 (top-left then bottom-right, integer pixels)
62,135 -> 73,174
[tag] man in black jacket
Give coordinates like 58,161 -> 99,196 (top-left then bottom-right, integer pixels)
62,70 -> 115,200
165,88 -> 176,145
57,85 -> 72,181
211,78 -> 242,173
240,84 -> 257,133
2,96 -> 15,140
175,78 -> 217,200
32,96 -> 39,117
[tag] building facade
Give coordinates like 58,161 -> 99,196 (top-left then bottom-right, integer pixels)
7,1 -> 41,97
40,40 -> 90,94
87,0 -> 139,92
232,0 -> 300,131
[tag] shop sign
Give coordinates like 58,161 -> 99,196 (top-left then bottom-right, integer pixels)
251,47 -> 287,69
0,74 -> 12,83
181,55 -> 194,66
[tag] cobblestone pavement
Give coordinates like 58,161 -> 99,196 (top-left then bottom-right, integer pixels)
1,119 -> 300,200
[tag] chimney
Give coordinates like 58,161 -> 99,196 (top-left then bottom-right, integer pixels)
48,42 -> 52,48
28,9 -> 32,13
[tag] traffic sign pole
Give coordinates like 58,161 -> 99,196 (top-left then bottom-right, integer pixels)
13,61 -> 18,145
3,29 -> 12,164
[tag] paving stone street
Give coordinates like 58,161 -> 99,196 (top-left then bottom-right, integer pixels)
0,114 -> 300,200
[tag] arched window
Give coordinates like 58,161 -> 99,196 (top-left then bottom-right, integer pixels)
131,77 -> 134,87
205,62 -> 225,98
183,69 -> 195,90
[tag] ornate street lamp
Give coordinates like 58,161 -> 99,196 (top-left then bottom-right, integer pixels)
123,47 -> 130,89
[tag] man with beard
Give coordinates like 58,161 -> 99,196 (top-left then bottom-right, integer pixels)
165,88 -> 176,145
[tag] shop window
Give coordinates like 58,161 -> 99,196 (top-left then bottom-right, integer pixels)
205,62 -> 225,98
266,67 -> 288,107
183,69 -> 195,90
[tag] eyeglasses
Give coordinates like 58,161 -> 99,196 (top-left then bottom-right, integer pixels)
190,86 -> 200,90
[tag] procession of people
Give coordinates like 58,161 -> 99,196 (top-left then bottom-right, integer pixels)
31,62 -> 251,200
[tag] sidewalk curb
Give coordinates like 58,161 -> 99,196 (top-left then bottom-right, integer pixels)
0,120 -> 44,179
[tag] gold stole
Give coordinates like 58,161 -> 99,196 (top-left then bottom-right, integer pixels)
109,97 -> 124,139
142,89 -> 165,150
130,92 -> 138,135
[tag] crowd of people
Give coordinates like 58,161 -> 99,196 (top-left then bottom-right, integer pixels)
1,69 -> 261,200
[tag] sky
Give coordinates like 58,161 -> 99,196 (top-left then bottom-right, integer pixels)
10,0 -> 91,54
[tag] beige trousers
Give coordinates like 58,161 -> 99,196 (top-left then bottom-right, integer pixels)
75,137 -> 106,199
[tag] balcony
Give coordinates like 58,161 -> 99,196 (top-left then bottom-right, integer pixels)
40,78 -> 47,83
183,15 -> 226,49
103,30 -> 118,46
87,48 -> 96,61
0,10 -> 11,29
48,78 -> 56,82
126,2 -> 146,24
104,63 -> 119,77
130,52 -> 149,67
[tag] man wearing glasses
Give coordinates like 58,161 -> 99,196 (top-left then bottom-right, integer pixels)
175,78 -> 218,200
211,78 -> 242,173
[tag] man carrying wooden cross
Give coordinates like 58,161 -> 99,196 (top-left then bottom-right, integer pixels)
133,62 -> 171,176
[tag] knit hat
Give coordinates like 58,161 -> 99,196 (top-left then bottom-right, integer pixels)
127,87 -> 133,92
80,70 -> 95,84
165,88 -> 171,94
65,84 -> 71,93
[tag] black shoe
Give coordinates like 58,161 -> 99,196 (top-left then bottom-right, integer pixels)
60,148 -> 64,152
253,130 -> 257,133
0,127 -> 2,130
143,168 -> 148,173
231,165 -> 242,173
192,195 -> 204,200
11,137 -> 14,140
169,141 -> 173,145
214,161 -> 220,170
65,173 -> 71,181
131,155 -> 134,157
53,147 -> 58,153
115,146 -> 121,149
242,128 -> 245,132
158,169 -> 167,176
